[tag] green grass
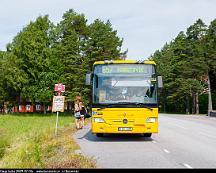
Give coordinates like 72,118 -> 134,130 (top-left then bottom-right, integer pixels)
0,113 -> 96,168
0,114 -> 71,141
0,129 -> 9,159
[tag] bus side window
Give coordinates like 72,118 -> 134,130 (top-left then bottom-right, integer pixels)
95,75 -> 99,88
150,85 -> 154,97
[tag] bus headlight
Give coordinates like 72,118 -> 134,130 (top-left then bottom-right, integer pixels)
146,118 -> 157,123
93,118 -> 105,123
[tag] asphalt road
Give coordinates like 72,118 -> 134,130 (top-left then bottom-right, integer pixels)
73,114 -> 216,168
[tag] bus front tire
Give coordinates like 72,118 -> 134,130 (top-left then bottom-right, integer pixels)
96,133 -> 104,137
143,133 -> 152,138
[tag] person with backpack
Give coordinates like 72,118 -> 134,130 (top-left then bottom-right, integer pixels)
74,96 -> 86,129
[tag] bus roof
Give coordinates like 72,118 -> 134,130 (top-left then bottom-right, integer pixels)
93,60 -> 156,65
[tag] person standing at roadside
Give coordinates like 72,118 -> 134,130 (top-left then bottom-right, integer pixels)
74,96 -> 85,129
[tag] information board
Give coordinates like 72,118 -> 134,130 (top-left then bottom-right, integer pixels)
52,96 -> 65,112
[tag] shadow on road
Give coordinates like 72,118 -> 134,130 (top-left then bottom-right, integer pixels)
77,128 -> 154,143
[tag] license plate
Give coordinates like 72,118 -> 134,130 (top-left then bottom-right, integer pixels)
118,127 -> 133,131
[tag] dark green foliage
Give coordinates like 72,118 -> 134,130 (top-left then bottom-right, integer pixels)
0,51 -> 28,108
6,16 -> 58,112
152,19 -> 216,114
0,9 -> 126,110
51,10 -> 125,104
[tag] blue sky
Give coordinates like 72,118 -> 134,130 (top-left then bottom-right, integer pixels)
0,0 -> 216,60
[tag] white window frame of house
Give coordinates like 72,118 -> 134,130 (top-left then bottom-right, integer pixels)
26,104 -> 31,111
36,104 -> 41,111
19,105 -> 22,111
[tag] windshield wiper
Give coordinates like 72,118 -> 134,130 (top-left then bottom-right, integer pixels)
97,102 -> 131,110
97,102 -> 153,111
112,80 -> 119,88
117,102 -> 153,111
132,102 -> 153,111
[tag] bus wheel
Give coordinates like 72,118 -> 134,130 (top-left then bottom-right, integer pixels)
96,133 -> 104,137
143,133 -> 152,138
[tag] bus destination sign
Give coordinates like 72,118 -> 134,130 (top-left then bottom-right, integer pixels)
102,65 -> 149,74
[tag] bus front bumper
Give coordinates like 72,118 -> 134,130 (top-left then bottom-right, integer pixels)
91,122 -> 158,134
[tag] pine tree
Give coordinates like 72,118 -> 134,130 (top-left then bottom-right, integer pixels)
52,9 -> 88,104
185,19 -> 208,114
204,19 -> 216,115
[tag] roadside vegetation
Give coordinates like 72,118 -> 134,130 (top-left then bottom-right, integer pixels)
152,19 -> 216,114
0,114 -> 96,168
0,8 -> 126,112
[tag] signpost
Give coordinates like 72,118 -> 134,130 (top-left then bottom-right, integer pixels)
52,83 -> 65,135
54,83 -> 65,93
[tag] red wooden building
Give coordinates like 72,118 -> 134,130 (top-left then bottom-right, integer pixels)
12,99 -> 52,113
1,99 -> 72,114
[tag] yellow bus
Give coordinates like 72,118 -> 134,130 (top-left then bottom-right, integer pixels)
85,60 -> 163,137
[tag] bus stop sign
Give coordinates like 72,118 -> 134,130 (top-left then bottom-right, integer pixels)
55,83 -> 65,93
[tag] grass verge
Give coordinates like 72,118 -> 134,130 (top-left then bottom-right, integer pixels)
0,114 -> 96,168
0,129 -> 9,159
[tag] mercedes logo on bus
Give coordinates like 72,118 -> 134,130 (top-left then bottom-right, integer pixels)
123,119 -> 128,124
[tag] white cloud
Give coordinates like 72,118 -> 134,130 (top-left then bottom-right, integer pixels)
0,0 -> 216,60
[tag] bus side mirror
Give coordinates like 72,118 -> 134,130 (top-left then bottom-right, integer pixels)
157,76 -> 163,88
85,72 -> 92,85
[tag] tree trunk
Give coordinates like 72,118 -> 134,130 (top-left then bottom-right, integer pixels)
43,103 -> 47,114
67,102 -> 73,113
2,101 -> 5,115
163,102 -> 166,113
207,71 -> 213,116
192,93 -> 196,114
186,95 -> 190,114
195,93 -> 199,114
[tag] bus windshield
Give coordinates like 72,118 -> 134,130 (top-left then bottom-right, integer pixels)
93,64 -> 157,105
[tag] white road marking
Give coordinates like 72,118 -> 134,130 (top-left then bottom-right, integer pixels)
163,149 -> 170,153
183,163 -> 193,169
199,132 -> 216,140
173,124 -> 187,130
